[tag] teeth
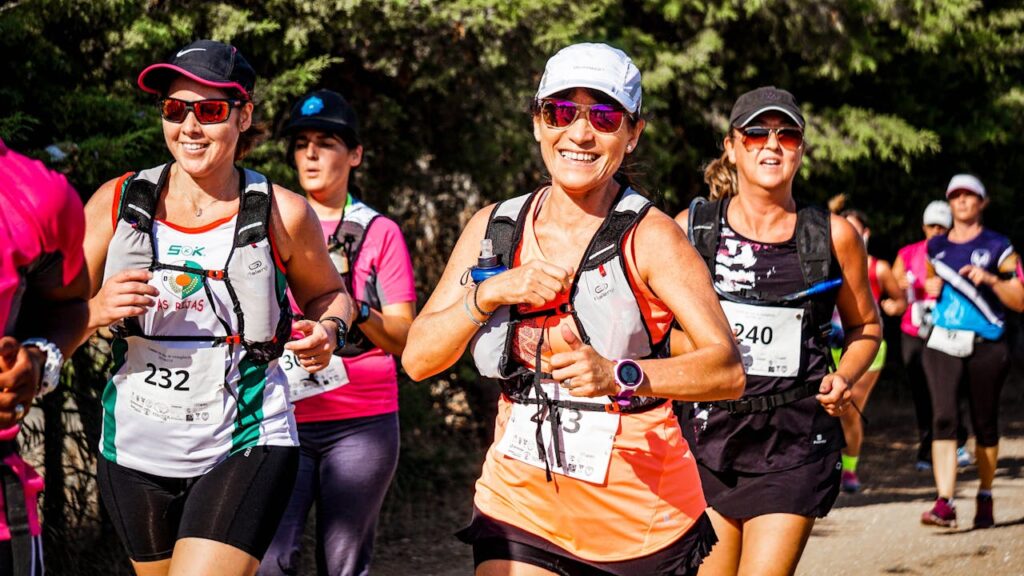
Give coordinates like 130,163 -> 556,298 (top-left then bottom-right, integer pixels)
560,150 -> 598,162
762,159 -> 780,165
183,143 -> 206,151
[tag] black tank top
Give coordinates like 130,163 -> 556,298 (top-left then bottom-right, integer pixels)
691,215 -> 844,474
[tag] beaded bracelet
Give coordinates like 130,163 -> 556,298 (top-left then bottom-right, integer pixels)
472,283 -> 493,318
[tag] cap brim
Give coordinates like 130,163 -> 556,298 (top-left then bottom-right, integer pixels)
137,63 -> 251,99
945,188 -> 985,199
736,106 -> 805,128
284,117 -> 360,144
536,80 -> 639,114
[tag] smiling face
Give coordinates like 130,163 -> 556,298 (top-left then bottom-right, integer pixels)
725,112 -> 803,194
533,88 -> 644,198
163,77 -> 252,179
293,129 -> 363,203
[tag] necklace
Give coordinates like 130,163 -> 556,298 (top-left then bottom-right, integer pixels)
184,194 -> 220,218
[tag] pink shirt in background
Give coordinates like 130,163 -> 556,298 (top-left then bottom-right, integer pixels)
896,240 -> 931,338
292,210 -> 416,423
0,138 -> 83,539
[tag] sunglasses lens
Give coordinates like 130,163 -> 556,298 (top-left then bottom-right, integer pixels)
542,101 -> 579,128
194,100 -> 231,124
777,129 -> 804,151
741,127 -> 771,150
588,105 -> 625,133
161,99 -> 188,122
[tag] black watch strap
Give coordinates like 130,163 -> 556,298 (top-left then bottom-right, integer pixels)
321,316 -> 349,353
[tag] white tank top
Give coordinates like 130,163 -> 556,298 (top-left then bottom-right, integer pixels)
102,215 -> 297,478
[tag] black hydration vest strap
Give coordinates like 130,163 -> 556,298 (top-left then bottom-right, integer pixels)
484,190 -> 538,379
710,380 -> 819,414
0,441 -> 32,576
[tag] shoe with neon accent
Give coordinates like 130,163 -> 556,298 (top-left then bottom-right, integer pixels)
957,446 -> 973,468
974,494 -> 994,529
841,471 -> 861,493
921,498 -> 957,528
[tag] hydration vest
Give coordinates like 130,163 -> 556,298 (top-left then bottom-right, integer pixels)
470,186 -> 669,413
325,198 -> 381,357
104,162 -> 291,365
689,196 -> 836,344
688,196 -> 840,414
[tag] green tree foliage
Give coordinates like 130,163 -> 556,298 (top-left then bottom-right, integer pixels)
2,1 -> 1022,571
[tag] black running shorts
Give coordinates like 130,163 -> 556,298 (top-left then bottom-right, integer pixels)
97,445 -> 299,562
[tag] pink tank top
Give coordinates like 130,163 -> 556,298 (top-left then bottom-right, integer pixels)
897,240 -> 931,337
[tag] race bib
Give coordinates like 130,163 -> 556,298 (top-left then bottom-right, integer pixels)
927,325 -> 975,358
720,301 -> 803,377
124,339 -> 226,424
280,350 -> 349,402
496,382 -> 619,484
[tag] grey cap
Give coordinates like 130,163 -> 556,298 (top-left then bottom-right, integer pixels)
729,86 -> 805,128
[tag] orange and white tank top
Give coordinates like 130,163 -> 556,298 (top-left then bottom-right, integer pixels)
475,192 -> 707,562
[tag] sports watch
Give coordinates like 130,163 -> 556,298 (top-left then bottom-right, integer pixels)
613,359 -> 644,407
354,300 -> 372,325
22,338 -> 63,397
320,316 -> 349,355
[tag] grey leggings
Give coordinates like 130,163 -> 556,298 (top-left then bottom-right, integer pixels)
922,338 -> 1009,447
258,412 -> 400,576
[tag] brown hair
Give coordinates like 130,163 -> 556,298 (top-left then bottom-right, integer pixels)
235,119 -> 267,161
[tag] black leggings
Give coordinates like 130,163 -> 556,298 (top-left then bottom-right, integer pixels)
922,338 -> 1010,447
901,334 -> 967,460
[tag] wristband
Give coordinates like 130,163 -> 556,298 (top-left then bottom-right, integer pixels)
472,283 -> 493,318
463,289 -> 487,327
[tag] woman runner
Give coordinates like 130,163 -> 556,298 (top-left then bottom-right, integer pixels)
403,42 -> 745,576
79,40 -> 355,576
676,86 -> 880,575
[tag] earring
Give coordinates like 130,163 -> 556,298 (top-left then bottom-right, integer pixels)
626,144 -> 634,152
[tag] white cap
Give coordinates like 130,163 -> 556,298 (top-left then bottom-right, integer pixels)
536,43 -> 642,114
922,200 -> 952,227
946,174 -> 986,199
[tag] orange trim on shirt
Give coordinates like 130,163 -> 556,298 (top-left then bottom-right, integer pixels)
157,212 -> 238,234
111,172 -> 134,229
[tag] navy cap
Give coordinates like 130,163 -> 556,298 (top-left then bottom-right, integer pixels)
283,90 -> 360,146
138,39 -> 256,99
729,86 -> 805,128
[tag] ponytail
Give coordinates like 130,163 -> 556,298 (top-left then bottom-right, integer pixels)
703,150 -> 737,201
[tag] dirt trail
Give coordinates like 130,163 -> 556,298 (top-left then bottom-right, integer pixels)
373,397 -> 1024,576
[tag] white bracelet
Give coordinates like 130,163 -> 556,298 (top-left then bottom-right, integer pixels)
463,289 -> 487,327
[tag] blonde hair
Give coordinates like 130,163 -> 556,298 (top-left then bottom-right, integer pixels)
703,150 -> 738,201
827,193 -> 848,214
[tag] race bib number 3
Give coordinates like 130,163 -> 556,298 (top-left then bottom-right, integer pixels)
926,326 -> 975,358
720,301 -> 803,377
496,383 -> 619,484
124,340 -> 226,424
280,350 -> 349,402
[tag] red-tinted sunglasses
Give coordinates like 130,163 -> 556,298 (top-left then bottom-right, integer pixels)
540,99 -> 630,134
739,126 -> 804,152
160,97 -> 244,125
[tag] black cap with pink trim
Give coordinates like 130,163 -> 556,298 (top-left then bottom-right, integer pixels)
137,39 -> 256,99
